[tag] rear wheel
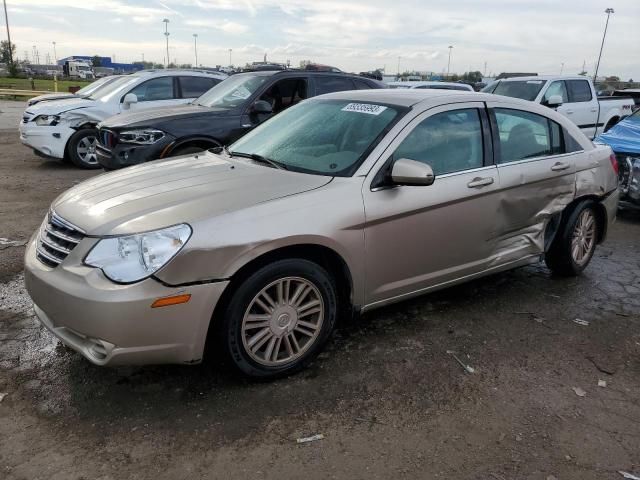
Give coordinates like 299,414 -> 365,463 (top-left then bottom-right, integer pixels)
545,201 -> 599,276
66,128 -> 101,169
220,259 -> 337,378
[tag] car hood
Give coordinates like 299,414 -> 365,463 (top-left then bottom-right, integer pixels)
99,104 -> 228,129
52,151 -> 332,236
24,97 -> 95,116
597,117 -> 640,155
28,93 -> 76,106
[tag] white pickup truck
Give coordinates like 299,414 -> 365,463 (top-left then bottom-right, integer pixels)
484,76 -> 634,139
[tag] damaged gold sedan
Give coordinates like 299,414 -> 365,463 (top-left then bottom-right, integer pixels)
25,90 -> 619,378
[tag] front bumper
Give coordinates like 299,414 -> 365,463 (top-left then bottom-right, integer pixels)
96,136 -> 174,170
24,232 -> 229,366
19,122 -> 73,160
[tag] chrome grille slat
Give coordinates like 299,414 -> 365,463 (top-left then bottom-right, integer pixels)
44,224 -> 81,244
36,212 -> 85,268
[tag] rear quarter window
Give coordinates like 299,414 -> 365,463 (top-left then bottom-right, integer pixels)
179,76 -> 219,98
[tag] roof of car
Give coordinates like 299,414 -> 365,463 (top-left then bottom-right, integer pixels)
499,75 -> 590,82
134,69 -> 227,78
233,69 -> 377,80
387,81 -> 472,89
317,88 -> 479,107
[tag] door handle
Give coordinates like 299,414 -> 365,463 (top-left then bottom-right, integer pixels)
551,162 -> 570,171
590,108 -> 598,112
467,177 -> 494,188
566,110 -> 574,114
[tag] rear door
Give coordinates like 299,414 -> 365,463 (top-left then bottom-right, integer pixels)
559,79 -> 598,138
488,104 -> 577,262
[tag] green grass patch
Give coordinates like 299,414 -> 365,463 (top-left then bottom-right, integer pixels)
0,76 -> 92,93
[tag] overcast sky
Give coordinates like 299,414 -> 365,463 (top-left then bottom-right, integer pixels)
4,0 -> 639,79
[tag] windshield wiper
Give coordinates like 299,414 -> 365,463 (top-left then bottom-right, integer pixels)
226,150 -> 287,170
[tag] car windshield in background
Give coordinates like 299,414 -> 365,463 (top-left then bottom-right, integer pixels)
195,74 -> 269,109
76,77 -> 114,95
229,99 -> 403,176
88,76 -> 141,101
492,80 -> 547,101
388,85 -> 411,89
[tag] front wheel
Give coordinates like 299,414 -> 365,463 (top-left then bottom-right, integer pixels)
220,259 -> 337,379
545,201 -> 599,276
66,128 -> 101,169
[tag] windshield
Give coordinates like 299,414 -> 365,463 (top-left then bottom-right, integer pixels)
388,84 -> 411,89
78,65 -> 92,71
229,99 -> 404,176
88,76 -> 141,102
76,76 -> 118,96
492,80 -> 547,101
195,74 -> 269,108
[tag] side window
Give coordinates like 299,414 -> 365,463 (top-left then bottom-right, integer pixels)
543,81 -> 568,103
353,79 -> 374,90
550,120 -> 563,155
179,76 -> 218,98
495,109 -> 553,162
566,80 -> 593,102
393,108 -> 484,176
259,78 -> 308,114
315,76 -> 355,95
563,128 -> 584,153
128,77 -> 174,102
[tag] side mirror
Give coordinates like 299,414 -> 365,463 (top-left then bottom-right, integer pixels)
544,95 -> 563,107
391,158 -> 435,186
122,93 -> 138,107
252,100 -> 273,114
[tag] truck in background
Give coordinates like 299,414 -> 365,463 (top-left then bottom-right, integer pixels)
484,76 -> 634,139
62,60 -> 95,80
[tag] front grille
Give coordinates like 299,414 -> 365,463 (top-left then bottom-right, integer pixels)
99,128 -> 117,149
36,212 -> 85,268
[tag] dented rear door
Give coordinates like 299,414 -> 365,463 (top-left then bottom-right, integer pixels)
488,104 -> 577,264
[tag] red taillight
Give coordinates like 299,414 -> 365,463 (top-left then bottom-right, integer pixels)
610,153 -> 619,175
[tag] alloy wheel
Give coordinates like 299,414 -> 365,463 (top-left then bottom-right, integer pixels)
571,209 -> 596,266
76,135 -> 99,165
241,276 -> 325,367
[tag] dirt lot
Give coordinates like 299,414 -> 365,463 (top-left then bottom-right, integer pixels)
1,128 -> 639,480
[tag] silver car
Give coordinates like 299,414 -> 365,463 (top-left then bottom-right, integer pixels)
24,90 -> 619,378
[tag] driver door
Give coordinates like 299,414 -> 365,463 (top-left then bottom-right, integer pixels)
362,102 -> 501,306
121,76 -> 186,112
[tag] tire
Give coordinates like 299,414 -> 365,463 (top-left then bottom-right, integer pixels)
66,128 -> 101,169
545,200 -> 599,276
219,259 -> 337,379
170,145 -> 206,157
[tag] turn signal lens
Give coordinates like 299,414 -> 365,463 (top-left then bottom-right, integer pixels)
151,294 -> 191,308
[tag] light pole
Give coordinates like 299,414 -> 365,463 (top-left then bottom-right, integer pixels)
447,45 -> 453,78
163,18 -> 170,68
593,8 -> 614,83
228,48 -> 232,66
2,0 -> 13,69
397,56 -> 400,78
560,62 -> 564,75
52,41 -> 57,63
193,34 -> 198,67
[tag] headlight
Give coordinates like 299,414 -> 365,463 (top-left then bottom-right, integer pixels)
118,129 -> 165,145
34,115 -> 60,126
85,224 -> 191,283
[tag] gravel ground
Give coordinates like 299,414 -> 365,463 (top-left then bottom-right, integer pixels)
1,129 -> 639,480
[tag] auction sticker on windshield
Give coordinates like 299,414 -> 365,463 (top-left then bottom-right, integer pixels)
342,103 -> 388,115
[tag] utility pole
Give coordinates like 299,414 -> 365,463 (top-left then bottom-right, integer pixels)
193,34 -> 198,67
52,41 -> 57,63
397,56 -> 400,77
593,8 -> 614,83
2,0 -> 13,69
447,45 -> 453,78
581,59 -> 586,75
163,18 -> 170,68
560,62 -> 564,75
484,61 -> 487,77
228,48 -> 232,66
